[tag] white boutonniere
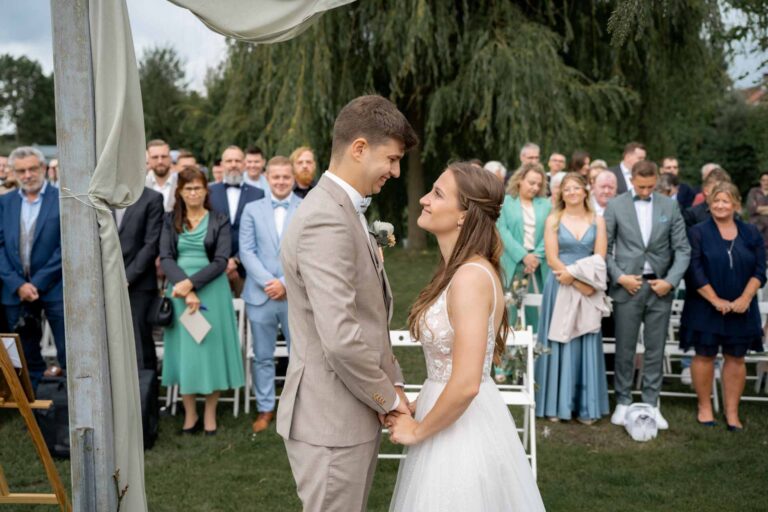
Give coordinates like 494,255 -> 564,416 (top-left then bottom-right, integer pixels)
370,220 -> 396,248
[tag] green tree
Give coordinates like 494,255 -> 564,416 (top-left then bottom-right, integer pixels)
138,45 -> 189,145
0,54 -> 56,144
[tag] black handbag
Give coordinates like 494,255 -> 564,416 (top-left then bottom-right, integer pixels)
148,295 -> 174,327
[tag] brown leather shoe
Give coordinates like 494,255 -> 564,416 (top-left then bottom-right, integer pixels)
251,411 -> 274,433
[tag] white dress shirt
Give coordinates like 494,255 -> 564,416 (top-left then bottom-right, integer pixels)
226,186 -> 241,223
271,193 -> 289,237
632,192 -> 654,274
244,173 -> 268,190
145,171 -> 177,212
620,162 -> 634,194
591,197 -> 606,217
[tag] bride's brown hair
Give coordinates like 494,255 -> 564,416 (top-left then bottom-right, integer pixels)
407,162 -> 510,365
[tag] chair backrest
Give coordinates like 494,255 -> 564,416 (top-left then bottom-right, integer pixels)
390,330 -> 414,347
232,298 -> 248,352
519,294 -> 543,330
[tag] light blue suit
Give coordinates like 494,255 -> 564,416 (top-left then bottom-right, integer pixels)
240,192 -> 302,412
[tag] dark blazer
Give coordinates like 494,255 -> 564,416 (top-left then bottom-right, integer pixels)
683,202 -> 709,229
609,164 -> 630,195
293,181 -> 316,199
0,185 -> 62,305
676,182 -> 696,210
681,218 -> 766,344
207,182 -> 265,257
159,210 -> 231,290
118,187 -> 164,291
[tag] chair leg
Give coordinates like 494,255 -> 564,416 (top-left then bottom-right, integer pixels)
530,407 -> 537,481
171,385 -> 179,416
522,405 -> 530,450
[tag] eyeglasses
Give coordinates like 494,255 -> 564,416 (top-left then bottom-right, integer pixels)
181,186 -> 205,194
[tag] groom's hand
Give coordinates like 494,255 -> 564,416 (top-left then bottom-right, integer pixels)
395,387 -> 411,416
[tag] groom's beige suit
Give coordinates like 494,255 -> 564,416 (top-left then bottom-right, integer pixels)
278,173 -> 404,512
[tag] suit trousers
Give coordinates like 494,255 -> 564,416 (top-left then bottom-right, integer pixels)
129,289 -> 158,370
5,299 -> 66,389
246,299 -> 290,413
284,434 -> 380,512
613,282 -> 673,406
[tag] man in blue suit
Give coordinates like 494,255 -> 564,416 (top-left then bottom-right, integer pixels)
240,155 -> 302,433
208,145 -> 265,296
0,147 -> 65,388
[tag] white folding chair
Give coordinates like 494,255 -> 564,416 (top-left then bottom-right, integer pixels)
518,294 -> 543,334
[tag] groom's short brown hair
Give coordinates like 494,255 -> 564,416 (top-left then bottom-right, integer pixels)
331,95 -> 418,158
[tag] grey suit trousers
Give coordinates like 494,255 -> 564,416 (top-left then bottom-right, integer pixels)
613,282 -> 673,406
285,434 -> 380,512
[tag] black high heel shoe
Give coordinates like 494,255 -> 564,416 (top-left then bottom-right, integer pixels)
181,419 -> 202,435
697,419 -> 717,427
204,429 -> 217,436
726,424 -> 743,432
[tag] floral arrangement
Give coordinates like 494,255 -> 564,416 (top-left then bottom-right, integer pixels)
370,220 -> 396,248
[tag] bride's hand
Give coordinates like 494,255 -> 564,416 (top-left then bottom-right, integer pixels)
388,414 -> 421,446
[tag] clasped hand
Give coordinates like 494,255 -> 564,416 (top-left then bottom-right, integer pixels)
265,279 -> 286,300
712,295 -> 750,315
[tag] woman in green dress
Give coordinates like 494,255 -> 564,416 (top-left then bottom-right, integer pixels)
160,167 -> 244,435
497,163 -> 552,328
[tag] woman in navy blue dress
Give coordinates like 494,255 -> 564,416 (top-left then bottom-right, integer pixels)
680,183 -> 766,431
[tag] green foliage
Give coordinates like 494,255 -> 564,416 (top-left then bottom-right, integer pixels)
0,54 -> 56,145
138,45 -> 190,146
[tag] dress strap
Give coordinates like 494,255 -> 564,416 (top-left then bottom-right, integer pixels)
454,262 -> 498,316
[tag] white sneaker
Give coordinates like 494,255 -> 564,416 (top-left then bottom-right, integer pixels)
611,404 -> 630,426
680,367 -> 692,386
654,407 -> 669,430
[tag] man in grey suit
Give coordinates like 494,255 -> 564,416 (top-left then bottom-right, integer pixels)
605,160 -> 690,429
278,95 -> 418,512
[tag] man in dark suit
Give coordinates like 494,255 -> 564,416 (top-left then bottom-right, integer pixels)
661,156 -> 696,210
0,147 -> 65,388
208,145 -> 265,296
683,168 -> 732,229
609,142 -> 647,195
116,187 -> 164,370
290,146 -> 318,199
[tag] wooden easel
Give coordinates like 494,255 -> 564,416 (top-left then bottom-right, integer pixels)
0,334 -> 71,511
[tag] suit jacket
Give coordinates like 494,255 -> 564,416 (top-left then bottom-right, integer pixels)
609,164 -> 631,195
207,182 -> 265,257
118,187 -> 164,292
676,182 -> 696,210
0,185 -> 62,305
159,210 -> 231,290
240,193 -> 302,306
497,195 -> 551,287
604,192 -> 691,303
277,175 -> 403,447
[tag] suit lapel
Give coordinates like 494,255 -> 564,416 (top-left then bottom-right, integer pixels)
648,193 -> 662,246
7,193 -> 21,257
32,189 -> 55,248
119,196 -> 138,234
282,194 -> 301,241
623,194 -> 645,245
235,185 -> 254,227
261,198 -> 280,250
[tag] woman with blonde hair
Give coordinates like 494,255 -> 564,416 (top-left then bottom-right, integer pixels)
535,173 -> 610,423
497,162 -> 551,328
387,162 -> 544,511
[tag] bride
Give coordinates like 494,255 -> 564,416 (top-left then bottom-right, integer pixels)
387,162 -> 545,511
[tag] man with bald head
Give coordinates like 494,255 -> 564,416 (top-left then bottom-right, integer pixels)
208,145 -> 265,295
591,170 -> 618,216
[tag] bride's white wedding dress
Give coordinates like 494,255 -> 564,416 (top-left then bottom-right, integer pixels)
390,263 -> 545,511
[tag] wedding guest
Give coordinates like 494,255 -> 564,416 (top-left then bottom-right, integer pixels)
145,139 -> 177,212
550,171 -> 566,207
569,150 -> 591,179
483,160 -> 507,183
289,146 -> 317,198
683,168 -> 731,229
605,160 -> 690,430
588,159 -> 608,187
211,159 -> 224,184
547,152 -> 566,180
47,159 -> 59,188
692,163 -> 723,206
661,156 -> 695,209
208,146 -> 265,296
609,142 -> 646,195
590,170 -> 617,216
497,163 -> 551,327
656,173 -> 679,198
160,167 -> 245,435
176,150 -> 197,170
679,183 -> 766,430
244,146 -> 268,190
0,155 -> 17,195
746,171 -> 768,251
0,147 -> 65,388
116,187 -> 164,370
520,142 -> 541,165
536,173 -> 610,423
240,156 -> 302,433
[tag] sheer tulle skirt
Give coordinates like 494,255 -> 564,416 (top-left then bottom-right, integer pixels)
390,379 -> 545,511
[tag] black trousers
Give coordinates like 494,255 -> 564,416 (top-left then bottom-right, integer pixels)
129,289 -> 158,371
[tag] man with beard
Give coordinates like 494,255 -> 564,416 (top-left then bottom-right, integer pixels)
244,146 -> 268,190
289,146 -> 317,198
208,145 -> 265,296
145,139 -> 177,212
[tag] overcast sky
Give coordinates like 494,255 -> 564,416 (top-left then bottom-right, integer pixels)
0,1 -> 764,94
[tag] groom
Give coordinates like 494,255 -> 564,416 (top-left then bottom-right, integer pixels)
278,95 -> 418,511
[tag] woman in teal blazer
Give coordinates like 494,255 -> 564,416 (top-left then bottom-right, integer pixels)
497,163 -> 551,329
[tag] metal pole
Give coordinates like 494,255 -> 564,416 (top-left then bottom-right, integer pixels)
50,0 -> 117,510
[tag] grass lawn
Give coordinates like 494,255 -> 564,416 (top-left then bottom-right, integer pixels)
2,248 -> 767,511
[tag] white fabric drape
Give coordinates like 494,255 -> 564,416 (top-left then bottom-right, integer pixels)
84,1 -> 354,510
168,0 -> 355,43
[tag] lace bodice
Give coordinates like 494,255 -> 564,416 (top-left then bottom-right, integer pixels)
417,263 -> 497,382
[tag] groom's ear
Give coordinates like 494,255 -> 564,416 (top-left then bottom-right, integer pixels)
349,138 -> 368,161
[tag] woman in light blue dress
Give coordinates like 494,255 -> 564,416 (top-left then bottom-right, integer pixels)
535,173 -> 610,423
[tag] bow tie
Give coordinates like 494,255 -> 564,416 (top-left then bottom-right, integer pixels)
358,197 -> 372,214
225,183 -> 241,189
272,199 -> 290,209
633,195 -> 651,202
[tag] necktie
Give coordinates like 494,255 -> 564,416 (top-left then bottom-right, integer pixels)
633,195 -> 651,202
272,199 -> 290,209
358,197 -> 372,214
